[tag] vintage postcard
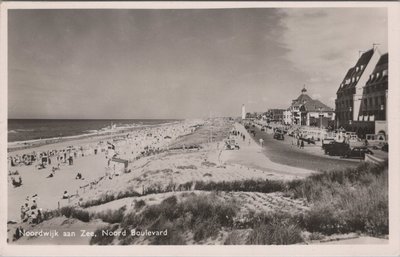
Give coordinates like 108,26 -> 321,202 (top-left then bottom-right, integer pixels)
0,1 -> 399,256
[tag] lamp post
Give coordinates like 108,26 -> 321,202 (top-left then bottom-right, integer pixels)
319,107 -> 323,130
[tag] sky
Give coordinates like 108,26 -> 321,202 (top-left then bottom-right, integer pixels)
8,8 -> 388,119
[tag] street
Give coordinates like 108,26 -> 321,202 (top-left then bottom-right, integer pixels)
248,125 -> 359,172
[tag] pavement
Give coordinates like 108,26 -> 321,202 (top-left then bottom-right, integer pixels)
245,124 -> 361,172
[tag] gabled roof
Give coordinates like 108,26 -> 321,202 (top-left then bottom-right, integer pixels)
376,53 -> 388,67
338,67 -> 356,93
301,99 -> 334,112
366,53 -> 389,85
291,94 -> 313,108
337,48 -> 375,94
355,49 -> 374,67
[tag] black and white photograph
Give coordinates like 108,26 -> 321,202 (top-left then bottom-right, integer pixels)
1,1 -> 399,255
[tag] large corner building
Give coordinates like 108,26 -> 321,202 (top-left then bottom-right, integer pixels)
335,48 -> 388,138
285,87 -> 334,127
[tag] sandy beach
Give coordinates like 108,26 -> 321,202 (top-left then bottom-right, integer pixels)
7,118 -> 388,245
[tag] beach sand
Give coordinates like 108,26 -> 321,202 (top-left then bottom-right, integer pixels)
7,118 -> 387,245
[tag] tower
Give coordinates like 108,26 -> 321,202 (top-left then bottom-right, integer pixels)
301,85 -> 307,95
241,104 -> 246,120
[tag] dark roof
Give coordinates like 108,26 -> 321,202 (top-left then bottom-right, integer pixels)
301,99 -> 334,112
337,48 -> 375,93
294,94 -> 313,104
376,53 -> 388,66
338,67 -> 356,93
366,53 -> 389,85
290,90 -> 333,112
111,157 -> 128,164
355,49 -> 374,67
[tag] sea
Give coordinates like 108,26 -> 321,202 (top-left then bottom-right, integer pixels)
8,119 -> 180,143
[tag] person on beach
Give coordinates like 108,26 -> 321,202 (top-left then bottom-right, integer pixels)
259,138 -> 264,147
62,191 -> 69,199
20,204 -> 28,221
13,226 -> 24,241
75,173 -> 82,180
300,140 -> 305,149
31,200 -> 37,210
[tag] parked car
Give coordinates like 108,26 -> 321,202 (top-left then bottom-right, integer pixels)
324,142 -> 350,156
225,139 -> 240,150
343,147 -> 373,159
301,136 -> 316,145
273,132 -> 284,140
322,138 -> 335,150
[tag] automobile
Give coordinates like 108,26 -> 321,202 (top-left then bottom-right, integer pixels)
225,139 -> 240,150
343,147 -> 373,159
322,138 -> 335,150
381,143 -> 388,152
301,136 -> 316,145
324,142 -> 350,156
273,132 -> 284,140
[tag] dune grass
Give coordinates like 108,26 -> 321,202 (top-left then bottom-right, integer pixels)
44,161 -> 388,245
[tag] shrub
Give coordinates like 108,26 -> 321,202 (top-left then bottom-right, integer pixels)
119,193 -> 238,244
60,206 -> 90,222
90,224 -> 119,245
134,200 -> 146,210
224,230 -> 249,245
193,179 -> 285,193
299,164 -> 388,236
91,206 -> 126,224
248,212 -> 304,245
81,189 -> 140,208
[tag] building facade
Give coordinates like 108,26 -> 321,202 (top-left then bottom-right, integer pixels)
335,48 -> 388,137
283,110 -> 292,125
287,87 -> 334,127
267,109 -> 285,122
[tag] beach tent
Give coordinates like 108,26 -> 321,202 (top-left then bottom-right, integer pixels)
111,157 -> 129,172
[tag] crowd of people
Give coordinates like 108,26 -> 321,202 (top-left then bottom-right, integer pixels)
8,120 -> 204,226
20,194 -> 43,224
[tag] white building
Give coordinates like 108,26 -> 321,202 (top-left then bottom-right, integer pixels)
283,110 -> 292,125
241,104 -> 246,120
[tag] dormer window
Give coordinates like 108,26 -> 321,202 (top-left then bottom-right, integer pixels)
371,74 -> 374,81
352,77 -> 355,83
376,72 -> 380,79
361,65 -> 364,70
356,67 -> 359,72
383,69 -> 388,76
356,76 -> 360,81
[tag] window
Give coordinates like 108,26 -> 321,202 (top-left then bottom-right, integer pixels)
375,97 -> 379,107
361,65 -> 364,70
356,67 -> 359,72
376,72 -> 380,79
370,74 -> 374,81
357,76 -> 360,81
383,69 -> 388,77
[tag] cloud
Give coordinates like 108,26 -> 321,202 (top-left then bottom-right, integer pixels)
281,8 -> 388,106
